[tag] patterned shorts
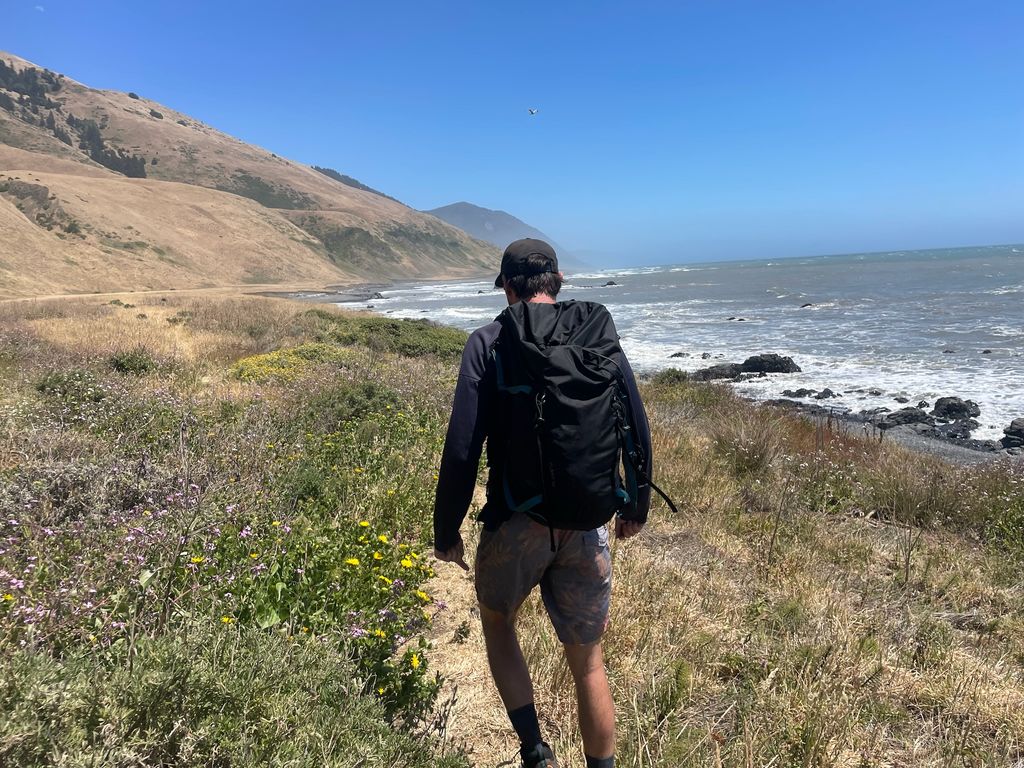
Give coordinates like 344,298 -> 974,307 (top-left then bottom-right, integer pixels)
474,511 -> 612,645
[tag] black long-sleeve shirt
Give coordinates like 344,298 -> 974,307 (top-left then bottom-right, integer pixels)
432,318 -> 653,551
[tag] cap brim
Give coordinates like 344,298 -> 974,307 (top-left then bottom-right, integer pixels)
494,273 -> 503,288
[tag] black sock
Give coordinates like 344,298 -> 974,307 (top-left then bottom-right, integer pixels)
585,755 -> 614,768
507,703 -> 542,750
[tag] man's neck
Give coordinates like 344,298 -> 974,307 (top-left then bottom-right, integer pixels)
526,294 -> 557,305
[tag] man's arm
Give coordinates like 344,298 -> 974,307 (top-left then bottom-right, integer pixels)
432,326 -> 494,559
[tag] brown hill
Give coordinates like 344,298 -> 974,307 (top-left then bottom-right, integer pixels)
0,51 -> 497,299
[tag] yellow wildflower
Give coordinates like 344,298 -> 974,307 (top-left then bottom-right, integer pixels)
386,489 -> 395,497
271,520 -> 281,527
374,628 -> 387,638
142,509 -> 152,516
345,557 -> 360,566
415,590 -> 430,603
377,575 -> 393,585
377,686 -> 385,694
373,551 -> 383,560
377,534 -> 388,543
221,616 -> 234,624
249,552 -> 259,559
190,556 -> 205,564
400,558 -> 413,568
358,520 -> 370,527
410,653 -> 420,669
353,467 -> 364,474
410,552 -> 419,560
2,593 -> 13,601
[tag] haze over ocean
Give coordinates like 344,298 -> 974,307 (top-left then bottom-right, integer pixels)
336,244 -> 1024,441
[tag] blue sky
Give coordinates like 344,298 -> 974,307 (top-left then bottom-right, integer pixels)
3,0 -> 1023,264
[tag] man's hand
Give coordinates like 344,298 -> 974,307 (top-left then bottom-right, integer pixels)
615,518 -> 644,540
433,535 -> 469,571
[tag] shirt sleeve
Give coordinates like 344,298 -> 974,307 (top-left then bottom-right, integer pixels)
432,327 -> 493,551
620,355 -> 653,523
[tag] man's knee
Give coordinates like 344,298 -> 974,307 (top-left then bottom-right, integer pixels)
564,640 -> 605,680
479,602 -> 517,633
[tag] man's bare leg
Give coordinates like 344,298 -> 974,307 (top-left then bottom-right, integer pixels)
564,641 -> 615,760
479,602 -> 534,711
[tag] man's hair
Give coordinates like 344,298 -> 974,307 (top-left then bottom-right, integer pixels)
504,253 -> 562,300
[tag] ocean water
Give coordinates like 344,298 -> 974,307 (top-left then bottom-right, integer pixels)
335,244 -> 1024,441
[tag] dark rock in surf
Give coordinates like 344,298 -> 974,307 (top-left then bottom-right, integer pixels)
935,420 -> 981,440
861,407 -> 891,419
800,303 -> 814,308
877,407 -> 934,430
894,396 -> 910,404
931,397 -> 981,421
740,354 -> 801,374
669,352 -> 690,358
782,388 -> 817,398
700,352 -> 713,359
690,363 -> 742,381
814,388 -> 840,399
370,292 -> 385,300
603,281 -> 617,287
1001,418 -> 1024,449
917,400 -> 930,409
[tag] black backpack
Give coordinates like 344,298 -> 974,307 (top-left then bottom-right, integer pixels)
490,300 -> 676,534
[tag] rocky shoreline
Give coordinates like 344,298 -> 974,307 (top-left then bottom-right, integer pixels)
668,353 -> 1024,464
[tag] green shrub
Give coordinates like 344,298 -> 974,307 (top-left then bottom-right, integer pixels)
651,368 -> 690,386
0,624 -> 468,766
306,310 -> 468,360
109,346 -> 156,375
230,342 -> 353,382
298,381 -> 401,433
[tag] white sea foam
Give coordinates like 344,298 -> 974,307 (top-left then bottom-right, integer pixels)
336,247 -> 1024,442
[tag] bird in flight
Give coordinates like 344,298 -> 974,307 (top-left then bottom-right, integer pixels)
528,108 -> 538,115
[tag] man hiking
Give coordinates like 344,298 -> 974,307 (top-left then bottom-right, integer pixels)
432,238 -> 654,768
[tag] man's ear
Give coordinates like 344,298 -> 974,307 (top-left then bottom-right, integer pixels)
503,281 -> 518,305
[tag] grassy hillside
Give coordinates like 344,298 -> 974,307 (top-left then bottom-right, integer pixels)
0,297 -> 1021,766
0,51 -> 498,297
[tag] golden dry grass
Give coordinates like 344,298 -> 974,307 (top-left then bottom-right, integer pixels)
426,391 -> 1024,767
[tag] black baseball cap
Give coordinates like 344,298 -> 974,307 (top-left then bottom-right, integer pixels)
494,238 -> 559,288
